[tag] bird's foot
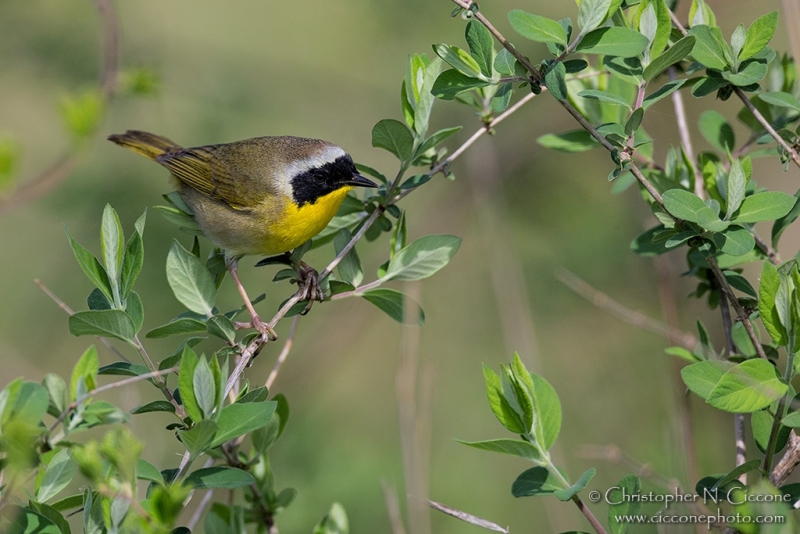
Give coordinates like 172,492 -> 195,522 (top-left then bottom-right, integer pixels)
250,313 -> 278,341
296,262 -> 324,315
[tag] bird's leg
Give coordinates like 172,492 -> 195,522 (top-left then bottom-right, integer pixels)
296,261 -> 324,315
226,257 -> 278,341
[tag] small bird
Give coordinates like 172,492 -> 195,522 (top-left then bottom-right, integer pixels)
108,130 -> 377,339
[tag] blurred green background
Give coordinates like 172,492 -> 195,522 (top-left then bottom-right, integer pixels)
0,0 -> 795,532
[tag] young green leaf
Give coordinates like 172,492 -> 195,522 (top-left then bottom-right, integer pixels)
608,474 -> 642,534
131,400 -> 176,415
100,204 -> 124,304
577,90 -> 633,108
662,189 -> 729,232
578,0 -> 612,35
381,235 -> 461,281
69,310 -> 136,343
707,359 -> 787,412
184,467 -> 255,489
178,345 -> 203,423
544,62 -> 567,101
642,35 -> 696,81
493,49 -> 516,76
771,191 -> 800,247
432,44 -> 485,79
120,231 -> 143,299
733,191 -> 796,223
642,79 -> 688,109
457,438 -> 542,462
334,228 -> 363,287
688,25 -> 731,70
465,20 -> 494,78
193,357 -> 216,419
371,119 -> 414,162
759,261 -> 788,345
431,70 -> 489,100
553,468 -> 596,501
740,11 -> 778,60
166,240 -> 217,317
722,59 -> 768,86
759,91 -> 800,113
681,360 -> 734,400
209,401 -> 276,448
37,449 -> 78,503
146,317 -> 207,338
507,10 -> 567,46
575,27 -> 650,58
711,226 -> 755,256
483,365 -> 526,434
726,159 -> 746,216
66,230 -> 113,302
511,466 -> 565,497
361,288 -> 424,325
537,130 -> 597,152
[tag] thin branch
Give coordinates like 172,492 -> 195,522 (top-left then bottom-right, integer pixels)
35,278 -> 129,362
771,431 -> 800,486
451,0 -> 540,83
719,289 -> 747,482
556,268 -> 697,350
49,367 -> 177,432
382,481 -> 408,534
265,316 -> 300,390
186,490 -> 215,531
668,66 -> 704,199
318,208 -> 383,281
0,0 -> 121,214
705,256 -> 768,361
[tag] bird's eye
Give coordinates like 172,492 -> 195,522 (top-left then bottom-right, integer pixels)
314,175 -> 325,183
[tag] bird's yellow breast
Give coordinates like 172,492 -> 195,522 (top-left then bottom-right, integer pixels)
267,186 -> 353,253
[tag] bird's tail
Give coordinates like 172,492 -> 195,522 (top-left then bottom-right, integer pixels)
108,130 -> 182,160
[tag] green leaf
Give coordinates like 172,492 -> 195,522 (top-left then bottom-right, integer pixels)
98,362 -> 149,377
42,374 -> 67,417
681,360 -> 733,399
465,21 -> 494,78
27,502 -> 71,534
723,270 -> 757,298
508,10 -> 567,45
70,346 -> 98,401
100,204 -> 124,303
178,345 -> 203,423
578,0 -> 612,35
760,261 -> 788,345
483,365 -> 526,434
531,373 -> 561,450
662,189 -> 728,231
642,78 -> 688,109
6,506 -> 61,534
415,127 -> 462,159
146,317 -> 207,339
643,35 -> 696,81
50,495 -> 83,512
66,230 -> 113,302
125,290 -> 144,334
734,191 -> 797,223
60,89 -> 104,139
360,289 -> 424,325
166,240 -> 216,316
630,226 -> 671,256
153,205 -> 204,235
575,27 -> 650,58
131,400 -> 176,415
740,11 -> 778,60
334,228 -> 363,287
544,62 -> 567,101
608,475 -> 642,534
69,310 -> 135,343
722,59 -> 768,86
431,70 -> 489,100
36,448 -> 77,503
603,56 -> 643,83
209,401 -> 276,448
537,130 -> 597,152
120,230 -> 143,299
712,226 -> 755,256
698,110 -> 734,152
178,420 -> 218,457
136,459 -> 164,483
712,459 -> 761,490
726,159 -> 746,215
554,468 -> 596,501
193,358 -> 216,419
184,467 -> 255,489
457,438 -> 542,462
493,49 -> 516,75
759,91 -> 800,113
382,235 -> 461,281
624,108 -> 644,135
371,119 -> 414,162
577,89 -> 632,108
313,502 -> 349,534
432,44 -> 484,79
772,191 -> 800,247
707,359 -> 787,412
206,314 -> 235,343
688,25 -> 730,70
511,466 -> 565,497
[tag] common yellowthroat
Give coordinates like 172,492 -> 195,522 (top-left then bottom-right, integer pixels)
108,130 -> 377,338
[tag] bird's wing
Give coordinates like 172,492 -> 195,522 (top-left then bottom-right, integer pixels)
156,146 -> 255,210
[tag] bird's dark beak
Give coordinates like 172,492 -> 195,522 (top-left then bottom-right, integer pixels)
345,174 -> 378,188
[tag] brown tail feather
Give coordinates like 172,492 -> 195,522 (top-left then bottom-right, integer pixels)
108,130 -> 183,160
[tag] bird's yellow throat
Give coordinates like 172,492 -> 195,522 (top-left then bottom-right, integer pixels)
270,186 -> 354,251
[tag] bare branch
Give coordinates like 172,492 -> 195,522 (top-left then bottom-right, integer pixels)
265,316 -> 300,390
